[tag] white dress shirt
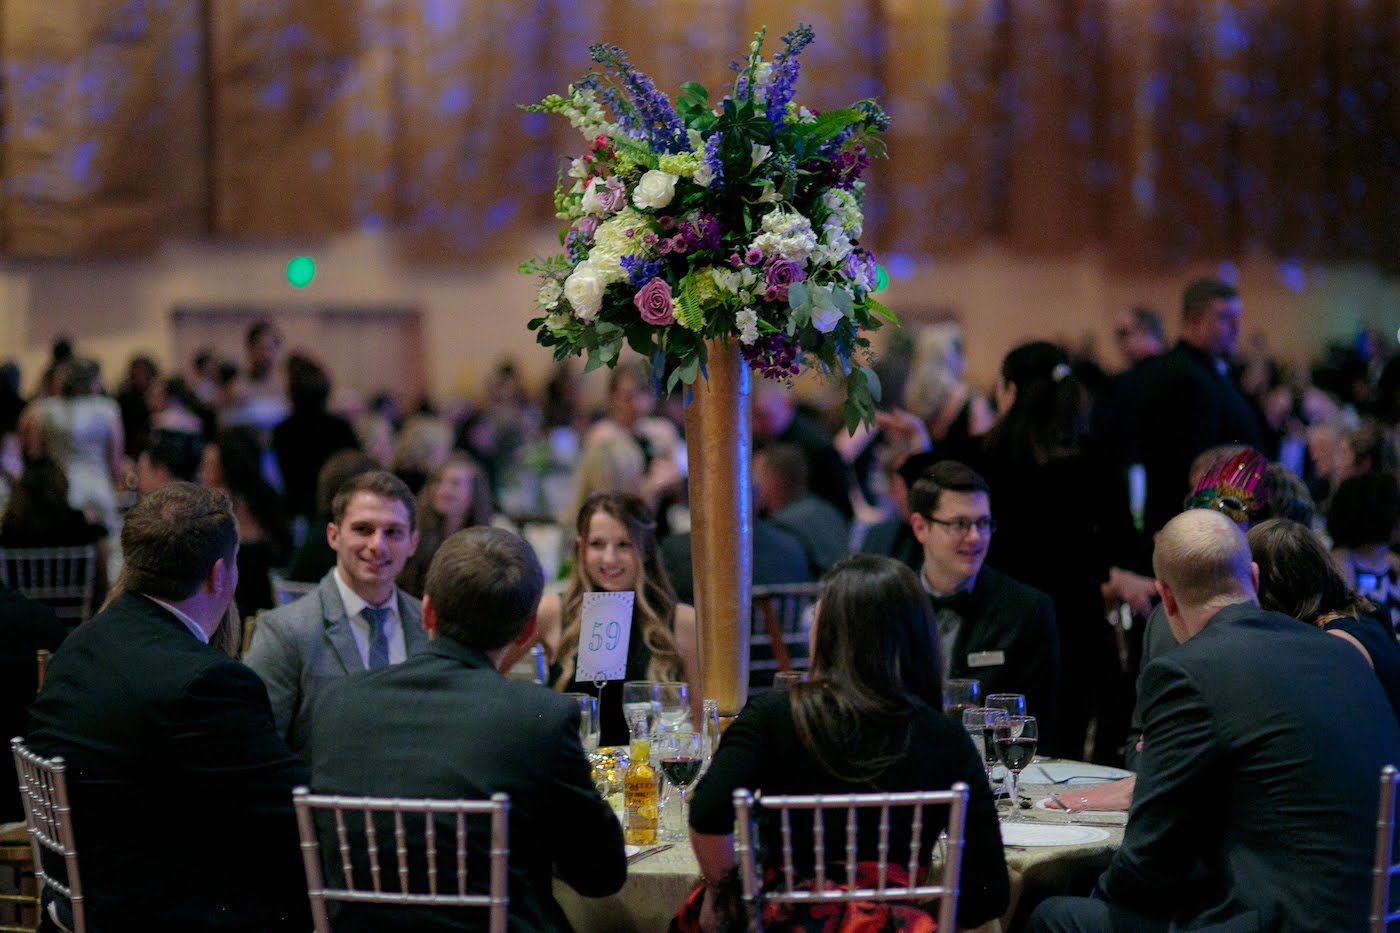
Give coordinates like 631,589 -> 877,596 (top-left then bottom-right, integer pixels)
332,569 -> 407,668
146,595 -> 210,644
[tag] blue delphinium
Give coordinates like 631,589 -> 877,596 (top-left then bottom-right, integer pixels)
589,44 -> 688,153
621,255 -> 665,288
701,132 -> 725,190
765,25 -> 815,126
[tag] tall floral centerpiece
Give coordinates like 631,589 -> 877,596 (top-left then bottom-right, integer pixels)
522,25 -> 891,719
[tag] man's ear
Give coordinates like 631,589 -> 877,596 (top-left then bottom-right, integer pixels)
909,512 -> 929,545
422,595 -> 438,638
326,521 -> 340,550
1249,561 -> 1260,595
207,556 -> 232,597
1155,579 -> 1178,618
407,529 -> 421,558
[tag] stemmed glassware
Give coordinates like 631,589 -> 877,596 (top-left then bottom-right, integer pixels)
564,693 -> 600,753
961,707 -> 1009,784
985,693 -> 1026,721
655,729 -> 704,841
994,715 -> 1039,821
622,680 -> 659,735
943,679 -> 983,720
653,681 -> 691,730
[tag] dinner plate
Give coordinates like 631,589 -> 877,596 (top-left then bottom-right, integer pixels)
1023,762 -> 1132,785
999,822 -> 1111,847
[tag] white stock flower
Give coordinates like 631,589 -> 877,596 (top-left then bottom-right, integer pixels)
538,280 -> 563,309
750,144 -> 772,169
631,170 -> 679,209
563,262 -> 607,320
736,307 -> 759,345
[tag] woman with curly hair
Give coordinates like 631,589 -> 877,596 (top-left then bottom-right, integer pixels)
536,491 -> 697,745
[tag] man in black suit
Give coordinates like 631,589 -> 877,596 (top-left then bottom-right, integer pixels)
907,460 -> 1060,734
1,586 -> 64,823
1029,509 -> 1400,932
307,526 -> 626,932
1141,278 -> 1264,534
26,482 -> 310,932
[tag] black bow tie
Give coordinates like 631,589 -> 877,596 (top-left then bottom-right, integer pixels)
929,591 -> 973,616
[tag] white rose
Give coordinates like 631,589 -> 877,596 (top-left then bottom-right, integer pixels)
563,262 -> 607,320
631,170 -> 679,209
580,177 -> 605,215
538,280 -> 563,309
693,161 -> 715,188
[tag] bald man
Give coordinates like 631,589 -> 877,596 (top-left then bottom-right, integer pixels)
1030,510 -> 1400,933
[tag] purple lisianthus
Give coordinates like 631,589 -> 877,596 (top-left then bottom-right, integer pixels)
742,333 -> 802,379
595,177 -> 628,213
572,216 -> 599,238
764,258 -> 806,302
633,277 -> 675,325
745,247 -> 764,266
844,248 -> 878,291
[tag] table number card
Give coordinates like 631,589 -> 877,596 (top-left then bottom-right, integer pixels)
576,591 -> 634,683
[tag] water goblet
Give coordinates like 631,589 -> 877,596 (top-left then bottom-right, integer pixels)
564,692 -> 600,753
994,715 -> 1039,821
653,681 -> 691,729
622,680 -> 659,734
961,707 -> 1008,784
655,730 -> 704,842
943,679 -> 983,720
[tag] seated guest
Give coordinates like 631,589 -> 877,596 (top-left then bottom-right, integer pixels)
680,555 -> 1010,931
530,492 -> 698,746
660,516 -> 810,607
0,456 -> 107,545
1328,471 -> 1400,635
1029,510 -> 1400,933
199,427 -> 291,615
752,381 -> 854,519
307,526 -> 626,932
908,460 -> 1059,735
245,470 -> 424,758
1248,516 -> 1400,720
26,483 -> 309,931
397,452 -> 494,598
0,585 -> 63,822
857,448 -> 939,572
754,443 -> 850,575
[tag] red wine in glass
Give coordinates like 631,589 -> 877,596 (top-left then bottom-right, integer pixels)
660,756 -> 702,787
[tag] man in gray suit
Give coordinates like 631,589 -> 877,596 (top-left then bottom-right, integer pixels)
246,470 -> 423,757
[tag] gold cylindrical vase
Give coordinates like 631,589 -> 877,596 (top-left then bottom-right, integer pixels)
684,337 -> 752,724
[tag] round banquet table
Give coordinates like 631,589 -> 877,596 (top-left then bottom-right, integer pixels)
554,759 -> 1130,932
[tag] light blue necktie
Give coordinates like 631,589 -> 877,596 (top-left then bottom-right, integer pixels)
362,606 -> 392,670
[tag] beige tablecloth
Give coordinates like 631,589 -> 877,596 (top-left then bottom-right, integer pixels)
555,770 -> 1128,932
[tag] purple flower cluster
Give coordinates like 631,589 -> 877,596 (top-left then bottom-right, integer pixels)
621,254 -> 665,288
701,132 -> 724,190
658,213 -> 724,256
764,258 -> 806,302
824,143 -> 871,190
765,25 -> 815,125
742,333 -> 802,379
843,248 -> 878,292
589,44 -> 688,154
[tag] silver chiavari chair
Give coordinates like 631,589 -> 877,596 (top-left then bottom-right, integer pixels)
1371,764 -> 1400,932
733,784 -> 969,933
11,737 -> 85,933
292,788 -> 509,933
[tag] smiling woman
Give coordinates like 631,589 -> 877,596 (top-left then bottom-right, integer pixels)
527,492 -> 698,746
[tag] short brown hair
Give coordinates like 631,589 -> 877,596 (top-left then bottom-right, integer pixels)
1181,277 -> 1238,321
331,470 -> 416,530
426,527 -> 544,650
122,482 -> 237,600
907,460 -> 990,518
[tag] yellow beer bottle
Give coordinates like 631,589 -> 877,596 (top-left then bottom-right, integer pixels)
623,717 -> 659,845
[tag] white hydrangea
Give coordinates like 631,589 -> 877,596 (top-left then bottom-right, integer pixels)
588,208 -> 648,284
810,224 -> 853,267
820,188 -> 863,238
736,307 -> 760,345
747,209 -> 818,265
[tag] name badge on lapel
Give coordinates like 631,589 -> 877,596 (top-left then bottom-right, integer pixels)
966,650 -> 1005,668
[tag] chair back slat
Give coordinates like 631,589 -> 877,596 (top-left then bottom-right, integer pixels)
748,583 -> 822,687
292,788 -> 510,933
11,737 -> 85,933
733,784 -> 970,933
1372,764 -> 1400,932
0,547 -> 98,626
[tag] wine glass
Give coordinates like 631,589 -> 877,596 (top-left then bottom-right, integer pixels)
653,681 -> 691,730
622,680 -> 658,735
655,730 -> 704,841
985,693 -> 1026,721
994,715 -> 1038,821
700,698 -> 721,759
943,679 -> 983,720
961,707 -> 1008,783
564,692 -> 600,753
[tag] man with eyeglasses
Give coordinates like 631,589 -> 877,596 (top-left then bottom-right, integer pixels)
908,460 -> 1060,738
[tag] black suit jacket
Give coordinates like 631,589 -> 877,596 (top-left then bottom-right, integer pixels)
1140,341 -> 1264,533
26,592 -> 310,932
307,638 -> 626,932
1100,602 -> 1400,931
1,587 -> 64,823
943,566 -> 1060,736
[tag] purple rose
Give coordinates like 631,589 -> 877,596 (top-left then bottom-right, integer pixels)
633,277 -> 675,325
764,258 -> 806,302
596,177 -> 628,213
572,216 -> 599,238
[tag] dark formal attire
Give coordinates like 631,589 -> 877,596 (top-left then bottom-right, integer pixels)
772,408 -> 853,519
768,493 -> 850,575
285,513 -> 338,582
1325,611 -> 1400,723
0,587 -> 64,823
308,638 -> 626,933
661,518 -> 812,606
272,410 -> 359,522
689,690 -> 1010,929
1140,341 -> 1264,534
26,592 -> 310,932
1030,602 -> 1400,933
936,566 -> 1060,742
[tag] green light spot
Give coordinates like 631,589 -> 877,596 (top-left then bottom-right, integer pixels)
875,264 -> 890,292
286,256 -> 317,288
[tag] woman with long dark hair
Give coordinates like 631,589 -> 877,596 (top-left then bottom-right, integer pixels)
198,427 -> 291,616
533,491 -> 697,745
397,452 -> 494,598
679,554 -> 1009,932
